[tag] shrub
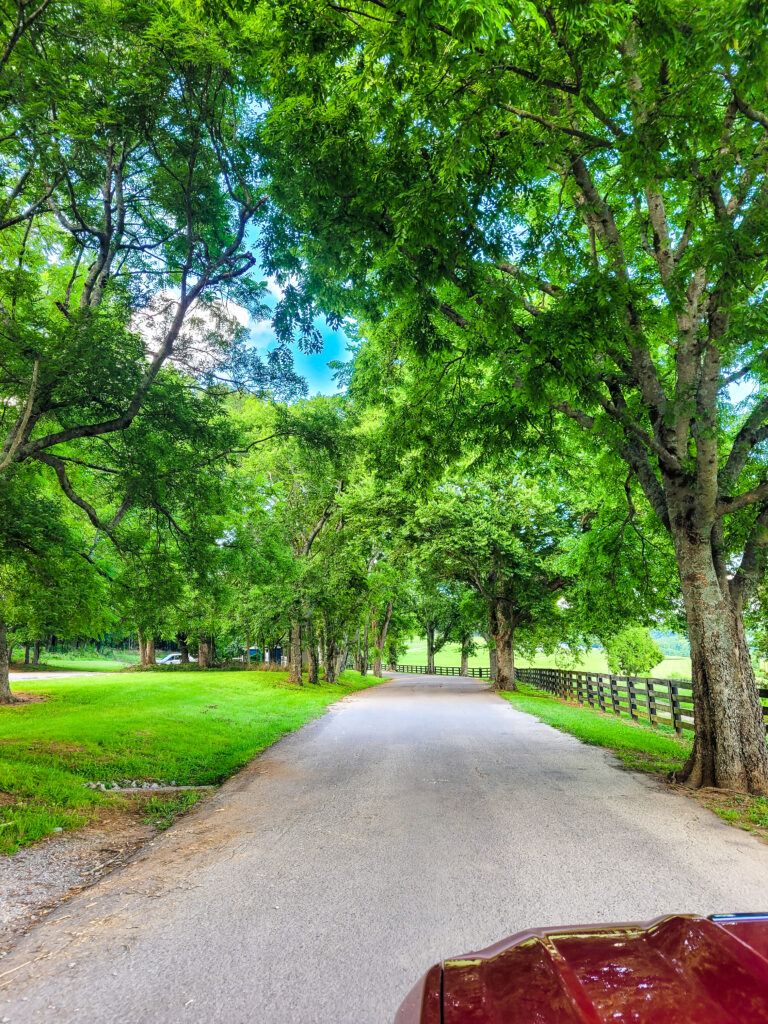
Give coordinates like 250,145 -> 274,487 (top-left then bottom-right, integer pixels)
604,627 -> 664,676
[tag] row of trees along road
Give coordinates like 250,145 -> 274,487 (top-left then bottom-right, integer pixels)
3,0 -> 768,798
252,0 -> 768,793
0,0 -> 311,700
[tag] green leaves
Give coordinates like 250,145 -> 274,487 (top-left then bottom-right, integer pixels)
604,626 -> 664,676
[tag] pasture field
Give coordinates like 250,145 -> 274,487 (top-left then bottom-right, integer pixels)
400,640 -> 692,680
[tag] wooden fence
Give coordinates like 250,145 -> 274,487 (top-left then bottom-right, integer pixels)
396,664 -> 490,679
395,663 -> 768,736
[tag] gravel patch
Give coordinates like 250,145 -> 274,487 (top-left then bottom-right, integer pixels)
83,781 -> 213,792
0,816 -> 154,953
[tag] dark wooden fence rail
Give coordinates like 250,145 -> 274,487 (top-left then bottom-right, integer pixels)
395,663 -> 768,736
515,667 -> 694,735
396,664 -> 490,679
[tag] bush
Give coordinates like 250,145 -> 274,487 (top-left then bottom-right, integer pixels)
604,626 -> 664,676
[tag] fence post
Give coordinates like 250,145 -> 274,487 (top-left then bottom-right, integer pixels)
609,675 -> 620,717
647,679 -> 658,729
668,681 -> 683,736
596,674 -> 606,712
626,677 -> 637,721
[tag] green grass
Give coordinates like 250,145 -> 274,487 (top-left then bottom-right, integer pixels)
499,683 -> 692,775
10,651 -> 137,673
712,797 -> 768,830
142,792 -> 201,830
400,640 -> 692,680
0,668 -> 377,855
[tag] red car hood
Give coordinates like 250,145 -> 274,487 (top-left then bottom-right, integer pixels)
395,914 -> 768,1023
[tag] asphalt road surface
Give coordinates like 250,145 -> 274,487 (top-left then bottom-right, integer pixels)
4,673 -> 768,1024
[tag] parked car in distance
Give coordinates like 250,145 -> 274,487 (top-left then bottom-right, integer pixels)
157,652 -> 182,665
394,913 -> 768,1023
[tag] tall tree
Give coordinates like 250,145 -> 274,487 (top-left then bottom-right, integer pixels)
0,0 -> 303,568
409,475 -> 573,690
257,0 -> 768,792
405,577 -> 460,675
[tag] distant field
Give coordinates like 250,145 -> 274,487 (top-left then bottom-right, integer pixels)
399,640 -> 692,680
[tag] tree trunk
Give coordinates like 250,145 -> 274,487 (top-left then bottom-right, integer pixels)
177,633 -> 190,664
289,620 -> 303,686
24,643 -> 30,665
245,630 -> 252,670
373,601 -> 393,679
138,631 -> 147,668
491,602 -> 516,691
335,635 -> 348,682
460,644 -> 469,676
489,647 -> 497,683
361,618 -> 369,677
674,533 -> 768,794
426,624 -> 436,674
0,619 -> 13,704
145,636 -> 156,666
32,640 -> 40,665
198,636 -> 212,668
324,637 -> 339,684
353,628 -> 361,672
494,631 -> 515,691
306,642 -> 319,685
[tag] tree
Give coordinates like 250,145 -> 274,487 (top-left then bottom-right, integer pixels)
405,577 -> 459,675
256,0 -> 768,792
0,466 -> 106,700
604,627 -> 664,678
409,474 -> 573,690
0,0 -> 304,583
232,395 -> 359,685
448,588 -> 485,677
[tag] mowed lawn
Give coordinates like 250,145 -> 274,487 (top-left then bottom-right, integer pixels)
0,669 -> 377,855
400,640 -> 692,680
9,651 -> 137,673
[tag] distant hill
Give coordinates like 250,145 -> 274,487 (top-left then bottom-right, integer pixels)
649,631 -> 690,657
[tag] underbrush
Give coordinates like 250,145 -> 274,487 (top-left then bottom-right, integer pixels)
142,792 -> 201,830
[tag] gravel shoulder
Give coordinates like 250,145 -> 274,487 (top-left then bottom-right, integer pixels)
0,811 -> 155,954
3,673 -> 768,1024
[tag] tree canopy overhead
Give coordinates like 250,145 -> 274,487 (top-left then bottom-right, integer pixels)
3,0 -> 768,801
252,0 -> 768,793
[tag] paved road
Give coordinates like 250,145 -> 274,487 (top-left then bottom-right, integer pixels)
4,673 -> 768,1024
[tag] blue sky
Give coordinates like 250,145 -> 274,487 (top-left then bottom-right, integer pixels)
292,322 -> 350,395
242,272 -> 352,396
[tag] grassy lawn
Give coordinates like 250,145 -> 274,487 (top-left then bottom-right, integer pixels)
0,668 -> 377,855
400,640 -> 692,680
10,651 -> 137,673
500,683 -> 768,839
